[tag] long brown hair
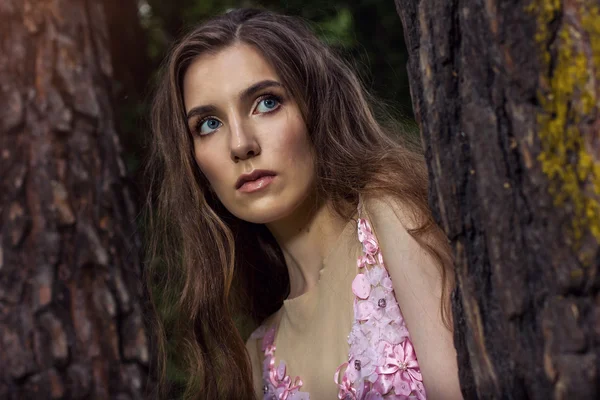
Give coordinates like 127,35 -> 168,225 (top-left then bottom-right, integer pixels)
145,8 -> 453,399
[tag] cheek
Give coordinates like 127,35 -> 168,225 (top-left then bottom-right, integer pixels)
276,118 -> 314,169
290,135 -> 315,181
193,145 -> 227,190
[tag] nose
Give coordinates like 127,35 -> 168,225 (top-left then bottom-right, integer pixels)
229,119 -> 260,162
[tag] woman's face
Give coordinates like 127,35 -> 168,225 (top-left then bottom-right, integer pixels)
183,43 -> 316,224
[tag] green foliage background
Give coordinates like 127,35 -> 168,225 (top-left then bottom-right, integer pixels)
111,0 -> 415,396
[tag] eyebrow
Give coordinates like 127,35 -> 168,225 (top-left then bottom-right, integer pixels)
186,79 -> 283,121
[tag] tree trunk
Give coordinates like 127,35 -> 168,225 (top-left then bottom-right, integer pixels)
395,1 -> 600,399
0,0 -> 150,398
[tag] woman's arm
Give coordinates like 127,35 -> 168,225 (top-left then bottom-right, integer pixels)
366,197 -> 463,400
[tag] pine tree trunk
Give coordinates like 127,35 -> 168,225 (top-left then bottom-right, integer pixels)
0,0 -> 150,398
395,1 -> 600,399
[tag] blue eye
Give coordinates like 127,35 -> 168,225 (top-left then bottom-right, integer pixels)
255,96 -> 281,113
197,118 -> 222,135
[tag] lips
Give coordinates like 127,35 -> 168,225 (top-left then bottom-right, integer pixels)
235,169 -> 277,190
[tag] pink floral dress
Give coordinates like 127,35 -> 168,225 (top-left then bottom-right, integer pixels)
250,214 -> 426,400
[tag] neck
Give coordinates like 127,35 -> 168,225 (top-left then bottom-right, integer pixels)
267,195 -> 348,299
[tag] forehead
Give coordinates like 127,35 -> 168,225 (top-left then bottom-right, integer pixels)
183,43 -> 279,111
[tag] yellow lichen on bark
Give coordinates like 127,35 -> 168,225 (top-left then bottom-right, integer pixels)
527,0 -> 600,245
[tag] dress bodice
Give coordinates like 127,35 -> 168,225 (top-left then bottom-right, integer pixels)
249,211 -> 426,400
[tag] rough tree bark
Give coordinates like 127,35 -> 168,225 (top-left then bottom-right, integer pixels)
395,1 -> 599,399
0,0 -> 151,398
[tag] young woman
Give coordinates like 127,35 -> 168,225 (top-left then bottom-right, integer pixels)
146,8 -> 462,400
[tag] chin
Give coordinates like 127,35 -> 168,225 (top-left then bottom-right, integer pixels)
226,193 -> 309,225
234,203 -> 294,224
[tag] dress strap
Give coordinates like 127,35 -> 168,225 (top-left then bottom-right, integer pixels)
357,193 -> 364,219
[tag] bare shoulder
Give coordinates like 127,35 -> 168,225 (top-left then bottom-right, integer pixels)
363,195 -> 462,399
363,195 -> 423,230
362,195 -> 433,264
363,192 -> 441,293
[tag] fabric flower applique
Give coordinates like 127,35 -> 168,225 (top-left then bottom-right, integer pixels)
354,270 -> 399,322
374,340 -> 425,400
357,219 -> 384,268
258,327 -> 309,400
336,217 -> 426,399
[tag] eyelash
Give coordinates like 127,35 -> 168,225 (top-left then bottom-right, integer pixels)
194,115 -> 219,136
193,93 -> 284,136
253,93 -> 284,114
